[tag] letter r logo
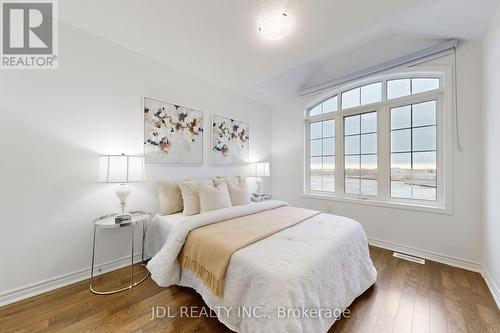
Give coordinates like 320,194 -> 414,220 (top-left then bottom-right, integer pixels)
2,2 -> 53,54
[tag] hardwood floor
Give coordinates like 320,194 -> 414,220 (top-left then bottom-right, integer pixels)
1,246 -> 498,333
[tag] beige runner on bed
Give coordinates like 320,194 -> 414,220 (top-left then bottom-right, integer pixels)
178,206 -> 320,296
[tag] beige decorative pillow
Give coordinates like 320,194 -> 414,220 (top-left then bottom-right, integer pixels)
180,180 -> 214,216
156,181 -> 183,215
226,180 -> 251,206
199,182 -> 232,213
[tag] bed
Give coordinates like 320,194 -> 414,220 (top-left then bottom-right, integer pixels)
146,200 -> 377,333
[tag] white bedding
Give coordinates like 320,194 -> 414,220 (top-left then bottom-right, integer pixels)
147,201 -> 377,333
145,212 -> 185,258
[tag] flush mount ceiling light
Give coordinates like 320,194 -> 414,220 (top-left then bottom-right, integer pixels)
257,12 -> 292,40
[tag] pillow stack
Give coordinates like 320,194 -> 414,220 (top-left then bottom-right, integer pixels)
156,176 -> 251,216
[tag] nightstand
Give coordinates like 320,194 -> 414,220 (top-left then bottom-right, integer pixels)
251,194 -> 272,202
90,212 -> 151,295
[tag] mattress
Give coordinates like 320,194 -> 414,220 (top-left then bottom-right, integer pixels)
145,212 -> 186,258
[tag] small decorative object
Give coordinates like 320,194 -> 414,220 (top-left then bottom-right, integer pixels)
212,115 -> 249,165
248,161 -> 270,196
251,194 -> 272,202
97,154 -> 146,217
144,97 -> 204,164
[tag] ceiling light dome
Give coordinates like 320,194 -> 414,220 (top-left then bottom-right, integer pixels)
258,12 -> 291,40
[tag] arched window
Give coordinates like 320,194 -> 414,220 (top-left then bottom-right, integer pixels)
304,72 -> 450,210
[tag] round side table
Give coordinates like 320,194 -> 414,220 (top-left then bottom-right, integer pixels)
90,212 -> 151,295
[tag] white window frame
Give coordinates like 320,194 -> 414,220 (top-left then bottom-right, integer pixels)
303,68 -> 453,214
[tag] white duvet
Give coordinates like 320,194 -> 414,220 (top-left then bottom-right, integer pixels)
147,201 -> 377,333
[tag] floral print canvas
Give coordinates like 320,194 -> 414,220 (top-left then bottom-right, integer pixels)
212,115 -> 249,165
144,97 -> 203,164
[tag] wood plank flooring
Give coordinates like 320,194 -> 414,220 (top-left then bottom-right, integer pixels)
1,246 -> 498,333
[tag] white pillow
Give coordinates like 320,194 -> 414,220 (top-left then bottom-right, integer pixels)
199,182 -> 232,213
179,180 -> 214,216
156,181 -> 183,215
226,180 -> 251,206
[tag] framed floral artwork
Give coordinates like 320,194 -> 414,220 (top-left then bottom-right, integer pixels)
212,114 -> 249,165
143,97 -> 204,164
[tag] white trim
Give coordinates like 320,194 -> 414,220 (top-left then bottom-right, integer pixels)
0,253 -> 144,307
304,193 -> 452,215
482,267 -> 500,310
368,238 -> 482,272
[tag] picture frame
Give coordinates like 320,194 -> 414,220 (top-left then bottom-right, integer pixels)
143,96 -> 204,165
211,114 -> 249,165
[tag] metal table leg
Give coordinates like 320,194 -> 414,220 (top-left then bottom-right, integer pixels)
90,221 -> 149,295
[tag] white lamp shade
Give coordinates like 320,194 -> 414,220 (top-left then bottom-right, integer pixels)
248,162 -> 270,177
97,154 -> 145,183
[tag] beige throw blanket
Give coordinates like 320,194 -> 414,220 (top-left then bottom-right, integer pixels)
178,206 -> 320,296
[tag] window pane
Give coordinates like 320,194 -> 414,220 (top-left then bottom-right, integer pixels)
391,105 -> 411,130
391,153 -> 411,177
342,87 -> 360,109
361,179 -> 377,196
391,181 -> 412,199
361,155 -> 377,195
412,101 -> 436,127
323,156 -> 335,171
361,133 -> 377,154
309,104 -> 322,116
345,155 -> 360,175
322,120 -> 335,137
322,138 -> 335,155
388,79 -> 410,99
345,115 -> 360,135
361,82 -> 382,105
413,126 -> 436,151
412,78 -> 439,94
322,96 -> 338,114
391,153 -> 412,198
391,129 -> 411,152
310,139 -> 322,156
345,135 -> 360,155
310,122 -> 322,139
310,175 -> 322,190
361,112 -> 377,133
413,152 -> 436,201
345,154 -> 360,194
310,157 -> 322,190
345,178 -> 359,194
322,156 -> 335,192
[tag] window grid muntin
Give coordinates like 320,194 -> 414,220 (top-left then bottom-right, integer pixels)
343,111 -> 378,196
390,100 -> 437,201
309,120 -> 336,192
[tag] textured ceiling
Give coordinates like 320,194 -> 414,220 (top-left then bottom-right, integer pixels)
60,0 -> 499,105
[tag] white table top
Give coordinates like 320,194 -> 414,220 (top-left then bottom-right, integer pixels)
93,212 -> 151,228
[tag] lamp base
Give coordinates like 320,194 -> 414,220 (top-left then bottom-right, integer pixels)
115,183 -> 131,215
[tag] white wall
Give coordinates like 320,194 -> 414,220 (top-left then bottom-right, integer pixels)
482,6 -> 500,304
271,41 -> 483,265
0,21 -> 271,300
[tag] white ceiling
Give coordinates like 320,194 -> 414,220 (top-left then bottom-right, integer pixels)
61,0 -> 499,105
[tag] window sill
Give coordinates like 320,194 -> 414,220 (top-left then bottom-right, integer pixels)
302,192 -> 453,215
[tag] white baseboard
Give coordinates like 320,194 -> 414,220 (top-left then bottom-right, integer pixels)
368,237 -> 483,273
0,253 -> 144,307
482,266 -> 500,309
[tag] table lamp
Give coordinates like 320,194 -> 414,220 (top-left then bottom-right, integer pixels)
97,154 -> 145,217
248,161 -> 270,197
